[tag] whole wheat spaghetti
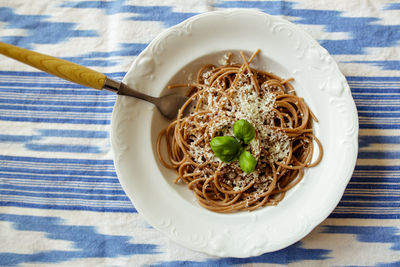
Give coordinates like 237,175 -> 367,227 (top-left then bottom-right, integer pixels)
157,50 -> 323,213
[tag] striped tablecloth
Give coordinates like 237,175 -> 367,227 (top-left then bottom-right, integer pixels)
1,1 -> 399,266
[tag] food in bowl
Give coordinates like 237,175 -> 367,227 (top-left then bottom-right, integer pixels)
157,50 -> 323,213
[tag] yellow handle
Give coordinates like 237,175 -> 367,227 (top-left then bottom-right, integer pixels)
0,42 -> 106,90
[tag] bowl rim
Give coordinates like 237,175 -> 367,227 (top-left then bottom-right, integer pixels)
111,9 -> 359,257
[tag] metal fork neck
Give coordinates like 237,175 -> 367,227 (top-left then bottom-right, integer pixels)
103,78 -> 120,93
104,77 -> 157,104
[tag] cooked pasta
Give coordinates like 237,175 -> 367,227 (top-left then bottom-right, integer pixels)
157,50 -> 323,213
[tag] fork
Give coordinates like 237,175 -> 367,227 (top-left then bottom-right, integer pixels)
0,42 -> 189,120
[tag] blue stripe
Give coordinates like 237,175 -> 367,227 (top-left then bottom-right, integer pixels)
0,201 -> 136,213
0,155 -> 114,164
0,162 -> 113,170
0,184 -> 124,195
353,95 -> 400,100
350,84 -> 400,88
0,71 -> 127,77
0,82 -> 107,89
355,165 -> 400,171
0,190 -> 129,201
341,195 -> 400,201
359,124 -> 400,129
1,167 -> 116,177
38,129 -> 109,138
0,88 -> 111,95
0,116 -> 110,124
347,183 -> 400,189
0,98 -> 115,107
350,177 -> 400,183
348,60 -> 400,71
0,129 -> 108,144
357,106 -> 400,111
385,3 -> 400,10
350,88 -> 400,93
358,112 -> 400,118
25,144 -> 103,153
338,202 -> 400,208
330,213 -> 400,219
353,172 -> 400,176
347,76 -> 400,81
359,136 -> 400,144
0,134 -> 41,142
0,173 -> 118,183
358,152 -> 400,159
0,104 -> 113,113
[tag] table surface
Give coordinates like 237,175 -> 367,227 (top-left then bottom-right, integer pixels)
0,1 -> 399,266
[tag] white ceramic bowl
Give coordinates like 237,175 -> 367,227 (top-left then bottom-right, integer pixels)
111,10 -> 358,257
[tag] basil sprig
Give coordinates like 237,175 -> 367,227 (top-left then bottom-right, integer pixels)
239,150 -> 257,173
210,136 -> 242,163
233,119 -> 256,144
210,119 -> 257,173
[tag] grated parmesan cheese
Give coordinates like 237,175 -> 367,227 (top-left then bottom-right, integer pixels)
218,53 -> 231,65
186,62 -> 292,196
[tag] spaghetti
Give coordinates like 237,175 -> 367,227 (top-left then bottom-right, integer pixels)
157,50 -> 323,213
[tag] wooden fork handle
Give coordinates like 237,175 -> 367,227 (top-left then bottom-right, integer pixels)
0,42 -> 106,90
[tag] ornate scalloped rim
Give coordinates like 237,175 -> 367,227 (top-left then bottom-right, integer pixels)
111,9 -> 359,257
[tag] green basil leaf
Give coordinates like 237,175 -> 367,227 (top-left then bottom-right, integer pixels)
210,136 -> 242,162
233,119 -> 256,144
239,150 -> 257,173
